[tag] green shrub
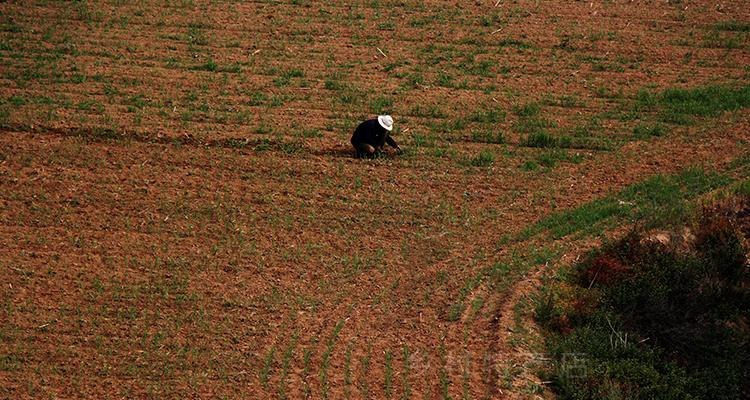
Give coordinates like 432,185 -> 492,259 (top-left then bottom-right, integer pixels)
538,201 -> 750,400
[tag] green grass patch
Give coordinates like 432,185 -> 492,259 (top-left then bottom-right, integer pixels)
278,333 -> 299,400
377,21 -> 395,31
320,320 -> 345,400
512,104 -> 556,136
543,94 -> 583,108
273,69 -> 304,87
715,21 -> 750,32
457,58 -> 496,77
513,102 -> 540,117
294,128 -> 323,138
521,132 -> 557,148
518,167 -> 731,240
520,132 -> 609,150
370,96 -> 393,114
637,85 -> 750,125
469,108 -> 505,124
401,72 -> 425,89
76,100 -> 104,113
513,116 -> 555,135
324,72 -> 345,90
260,347 -> 276,390
427,118 -> 467,134
632,122 -> 666,139
459,149 -> 495,167
411,133 -> 437,148
8,95 -> 26,106
533,149 -> 584,169
702,32 -> 745,49
471,130 -> 505,144
445,302 -> 465,321
436,72 -> 454,88
0,108 -> 9,126
247,91 -> 268,106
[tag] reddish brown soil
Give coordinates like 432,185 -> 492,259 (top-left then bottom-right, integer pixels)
1,0 -> 749,398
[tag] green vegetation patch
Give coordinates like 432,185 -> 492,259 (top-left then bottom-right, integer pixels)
536,197 -> 750,400
520,132 -> 612,151
471,129 -> 504,144
522,149 -> 583,171
632,122 -> 666,139
637,85 -> 750,125
715,21 -> 750,32
460,149 -> 495,167
518,167 -> 731,240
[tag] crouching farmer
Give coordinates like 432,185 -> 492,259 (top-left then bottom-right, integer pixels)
351,115 -> 401,158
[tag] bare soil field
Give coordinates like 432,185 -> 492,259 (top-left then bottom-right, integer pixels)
1,0 -> 749,398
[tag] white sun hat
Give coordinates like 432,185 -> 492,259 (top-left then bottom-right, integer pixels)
378,115 -> 394,131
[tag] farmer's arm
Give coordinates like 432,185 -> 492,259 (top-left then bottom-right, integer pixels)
385,135 -> 400,149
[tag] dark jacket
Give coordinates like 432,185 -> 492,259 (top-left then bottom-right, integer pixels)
350,119 -> 399,150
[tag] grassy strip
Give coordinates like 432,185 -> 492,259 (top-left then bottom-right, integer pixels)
514,167 -> 733,241
636,85 -> 750,125
520,132 -> 613,151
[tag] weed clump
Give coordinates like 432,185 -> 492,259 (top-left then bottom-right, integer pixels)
460,150 -> 495,167
521,132 -> 557,148
471,130 -> 504,144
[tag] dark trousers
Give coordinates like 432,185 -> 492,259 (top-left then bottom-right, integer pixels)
353,142 -> 377,158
